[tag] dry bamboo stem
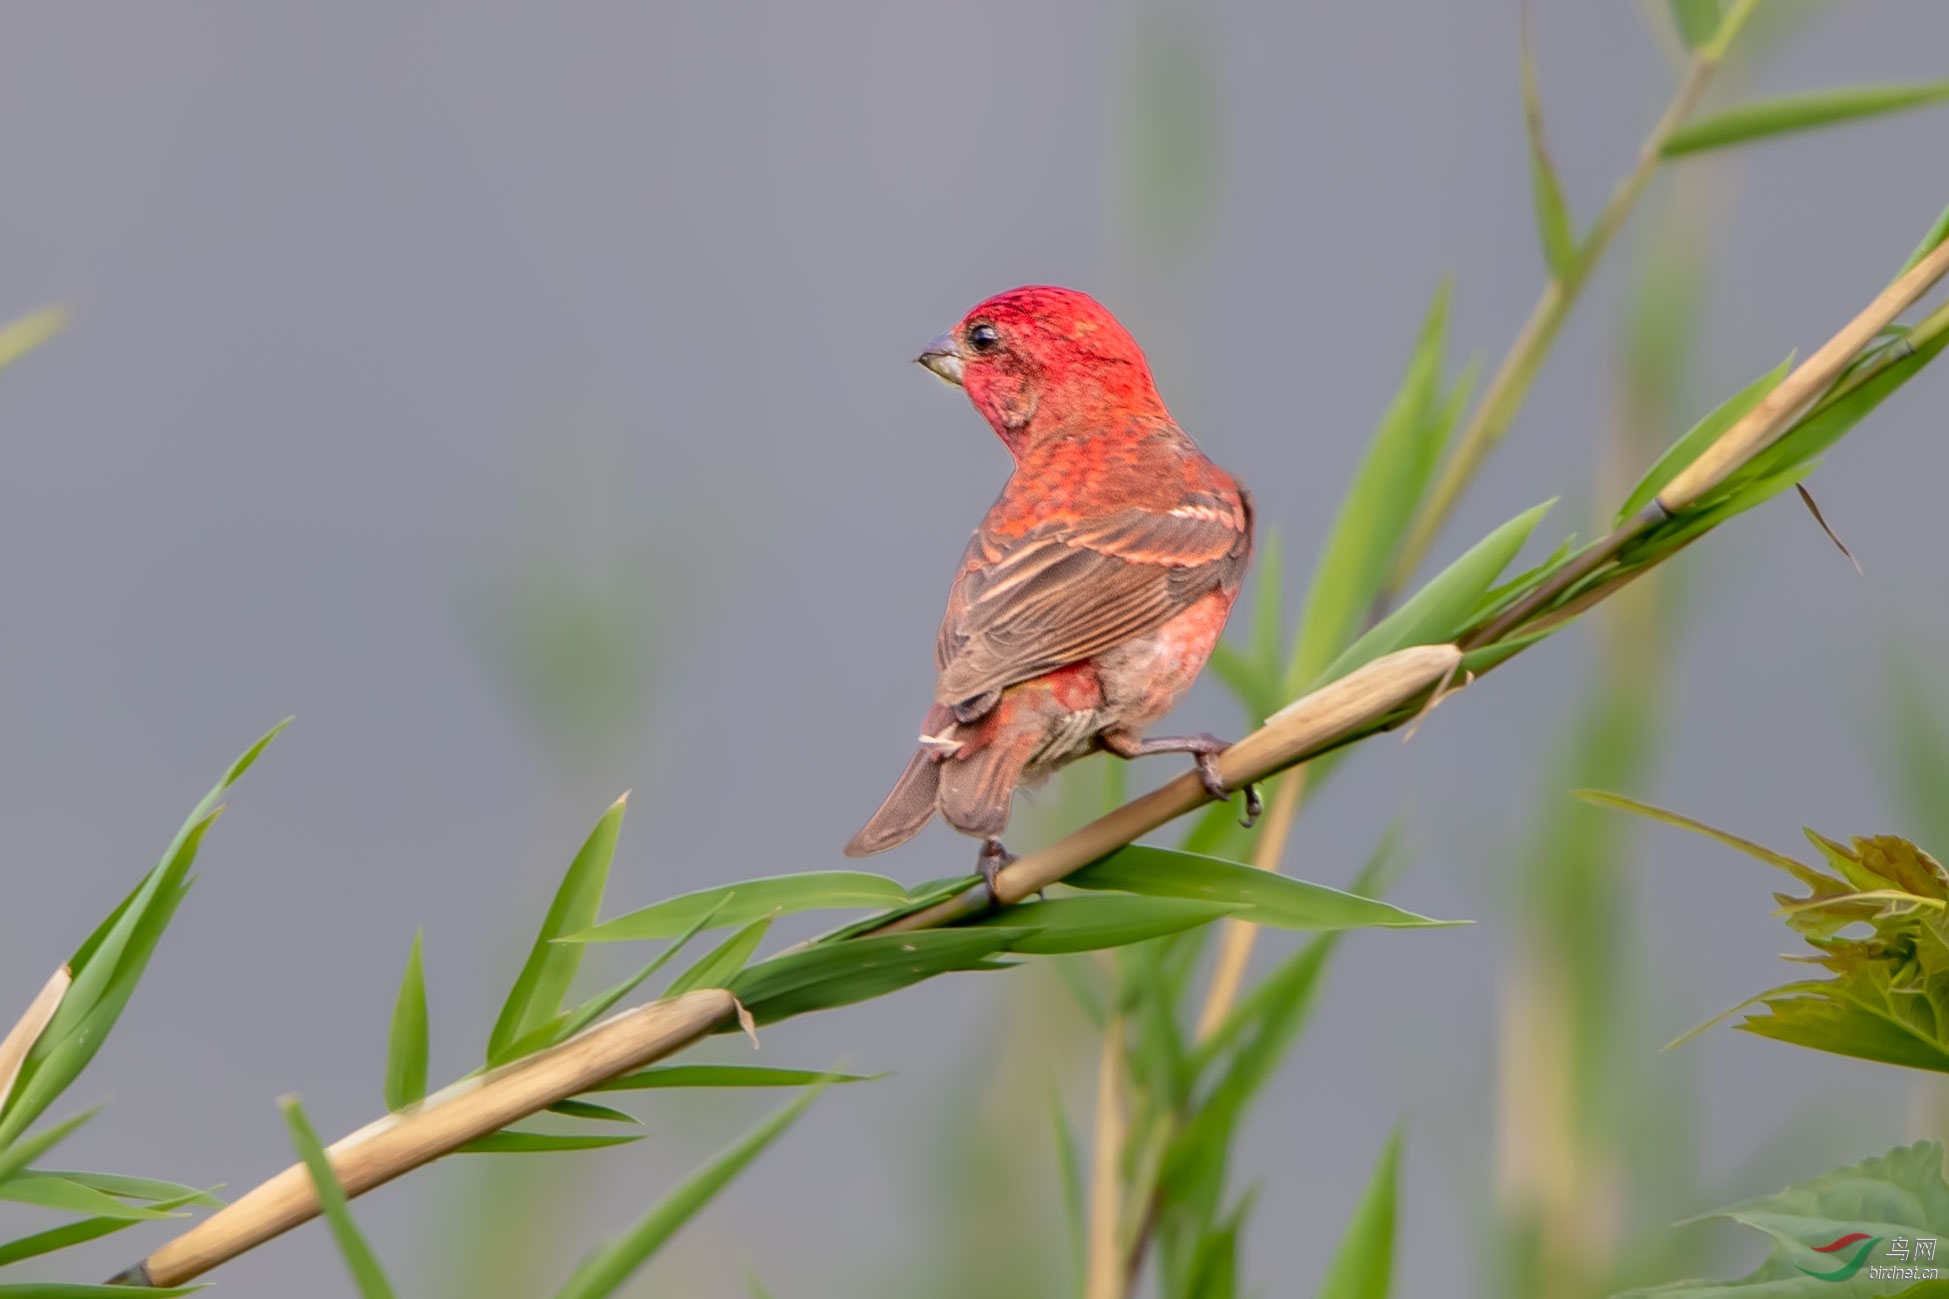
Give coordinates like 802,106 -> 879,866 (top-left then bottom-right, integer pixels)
120,989 -> 735,1289
0,966 -> 70,1114
1658,234 -> 1949,510
868,645 -> 1466,936
1083,1015 -> 1127,1299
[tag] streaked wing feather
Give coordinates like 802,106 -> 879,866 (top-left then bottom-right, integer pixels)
934,498 -> 1248,709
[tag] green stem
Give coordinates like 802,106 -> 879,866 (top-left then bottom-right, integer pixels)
1386,0 -> 1760,593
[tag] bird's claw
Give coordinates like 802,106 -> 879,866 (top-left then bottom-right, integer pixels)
977,837 -> 1017,906
1194,744 -> 1261,829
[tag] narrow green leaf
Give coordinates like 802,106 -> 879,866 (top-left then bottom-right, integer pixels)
546,1099 -> 640,1125
746,1273 -> 778,1299
0,1175 -> 181,1221
1316,1128 -> 1403,1299
1289,283 -> 1454,694
383,930 -> 428,1111
727,930 -> 1021,1026
496,900 -> 733,1065
567,872 -> 909,944
1899,195 -> 1949,276
24,1171 -> 220,1206
0,1108 -> 98,1187
1066,846 -> 1453,931
592,1065 -> 878,1092
962,895 -> 1243,953
456,1130 -> 643,1154
1573,790 -> 1833,890
1312,500 -> 1554,689
281,1097 -> 397,1299
551,1082 -> 831,1299
1664,81 -> 1949,157
666,914 -> 776,996
486,795 -> 626,1064
1617,356 -> 1792,521
1667,0 -> 1721,47
2,724 -> 285,1146
0,1189 -> 208,1267
1521,26 -> 1578,280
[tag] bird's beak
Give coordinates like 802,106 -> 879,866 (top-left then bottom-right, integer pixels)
916,331 -> 965,387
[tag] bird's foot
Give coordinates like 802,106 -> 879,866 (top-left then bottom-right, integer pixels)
1102,729 -> 1261,828
977,837 -> 1017,905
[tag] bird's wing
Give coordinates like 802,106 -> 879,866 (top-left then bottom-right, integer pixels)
934,491 -> 1251,715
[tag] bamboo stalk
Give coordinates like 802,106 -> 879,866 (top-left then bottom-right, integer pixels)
1658,235 -> 1949,510
119,989 -> 735,1289
1387,0 -> 1758,591
0,966 -> 71,1115
867,645 -> 1466,936
1083,1015 -> 1127,1299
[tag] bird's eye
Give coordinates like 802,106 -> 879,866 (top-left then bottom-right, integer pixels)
967,323 -> 1001,353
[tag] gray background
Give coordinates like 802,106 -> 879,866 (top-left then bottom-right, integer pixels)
1,2 -> 1946,1294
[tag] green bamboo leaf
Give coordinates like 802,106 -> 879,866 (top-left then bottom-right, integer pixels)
493,900 -> 733,1066
1316,1128 -> 1403,1299
456,1130 -> 643,1154
550,1082 -> 831,1299
1617,356 -> 1792,521
746,1274 -> 778,1299
281,1097 -> 397,1299
546,1099 -> 639,1125
1289,283 -> 1454,694
1899,195 -> 1949,276
1573,790 -> 1834,890
1664,81 -> 1949,157
1667,0 -> 1721,47
1312,500 -> 1554,690
0,1174 -> 180,1220
566,872 -> 909,944
0,1189 -> 208,1267
591,1065 -> 877,1092
23,1171 -> 220,1206
1521,28 -> 1578,281
727,930 -> 1021,1026
962,895 -> 1244,953
665,914 -> 775,996
486,794 -> 626,1064
1,724 -> 286,1146
0,1108 -> 98,1187
1066,846 -> 1452,931
1619,1142 -> 1949,1296
383,930 -> 428,1111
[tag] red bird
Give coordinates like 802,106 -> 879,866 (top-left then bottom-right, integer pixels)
845,286 -> 1258,892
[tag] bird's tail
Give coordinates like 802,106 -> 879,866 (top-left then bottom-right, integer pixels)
937,728 -> 1036,840
844,745 -> 942,856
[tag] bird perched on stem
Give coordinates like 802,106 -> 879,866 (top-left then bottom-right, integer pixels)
845,285 -> 1259,895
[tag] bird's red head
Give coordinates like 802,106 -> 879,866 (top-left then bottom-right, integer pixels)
917,286 -> 1166,451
